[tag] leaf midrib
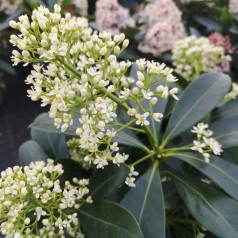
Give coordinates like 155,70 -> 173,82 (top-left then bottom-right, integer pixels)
78,209 -> 139,238
175,153 -> 238,187
165,78 -> 221,141
171,172 -> 237,236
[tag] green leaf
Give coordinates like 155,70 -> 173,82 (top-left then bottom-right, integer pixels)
163,73 -> 231,142
30,113 -> 78,136
31,128 -> 69,160
170,173 -> 238,238
78,200 -> 144,238
0,59 -> 16,75
19,140 -> 48,166
210,116 -> 238,148
212,99 -> 238,120
121,163 -> 165,238
113,130 -> 148,151
55,158 -> 89,181
89,164 -> 130,199
193,16 -> 222,31
173,152 -> 238,201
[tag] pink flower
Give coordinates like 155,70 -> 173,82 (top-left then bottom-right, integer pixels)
208,32 -> 234,54
229,0 -> 238,15
95,0 -> 135,35
138,0 -> 186,56
209,32 -> 234,73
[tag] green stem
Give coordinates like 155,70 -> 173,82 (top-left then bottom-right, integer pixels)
116,119 -> 136,134
168,217 -> 200,226
57,57 -> 158,150
130,151 -> 156,167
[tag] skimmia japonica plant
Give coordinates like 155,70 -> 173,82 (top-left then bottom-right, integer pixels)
1,4 -> 238,238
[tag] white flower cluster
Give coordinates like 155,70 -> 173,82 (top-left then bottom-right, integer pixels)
95,0 -> 135,35
172,36 -> 231,81
0,159 -> 92,237
224,82 -> 238,101
0,0 -> 22,15
9,5 -> 179,171
191,123 -> 223,163
138,0 -> 186,56
125,167 -> 139,187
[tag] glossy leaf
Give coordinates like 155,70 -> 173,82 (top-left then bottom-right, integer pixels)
210,116 -> 238,148
31,128 -> 69,159
170,173 -> 238,238
212,99 -> 238,120
19,140 -> 48,166
173,152 -> 238,200
193,16 -> 222,31
121,163 -> 165,238
0,59 -> 16,75
164,73 -> 231,142
78,200 -> 144,238
113,130 -> 148,151
89,163 -> 130,199
55,158 -> 89,181
30,113 -> 79,136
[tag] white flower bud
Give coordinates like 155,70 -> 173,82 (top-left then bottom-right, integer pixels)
153,113 -> 163,122
114,46 -> 120,55
150,97 -> 158,105
123,39 -> 129,48
136,81 -> 144,88
80,108 -> 87,114
108,55 -> 116,62
41,39 -> 48,47
9,20 -> 17,29
24,218 -> 30,225
137,71 -> 145,81
22,50 -> 30,58
120,33 -> 125,41
100,47 -> 107,56
80,88 -> 88,96
156,85 -> 164,93
132,87 -> 140,95
107,85 -> 115,93
54,4 -> 61,13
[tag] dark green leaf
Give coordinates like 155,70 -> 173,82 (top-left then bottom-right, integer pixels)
55,158 -> 89,181
113,130 -> 148,151
162,180 -> 181,210
193,16 -> 222,31
31,128 -> 69,160
0,59 -> 16,75
89,164 -> 130,199
173,152 -> 238,200
78,200 -> 144,238
163,73 -> 231,142
19,140 -> 48,166
30,113 -> 78,136
121,163 -> 165,238
170,173 -> 238,238
210,116 -> 238,148
212,99 -> 238,120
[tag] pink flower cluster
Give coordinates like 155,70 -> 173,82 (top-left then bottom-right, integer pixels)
209,32 -> 234,73
229,0 -> 238,15
95,0 -> 135,35
138,0 -> 186,56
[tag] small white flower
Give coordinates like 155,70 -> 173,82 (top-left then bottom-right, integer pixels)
135,112 -> 150,126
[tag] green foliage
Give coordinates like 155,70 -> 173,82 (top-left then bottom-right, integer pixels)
121,163 -> 165,238
78,200 -> 144,238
